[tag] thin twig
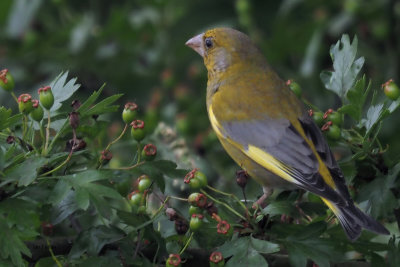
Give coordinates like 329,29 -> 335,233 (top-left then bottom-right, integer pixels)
200,189 -> 247,221
179,232 -> 194,255
46,237 -> 62,267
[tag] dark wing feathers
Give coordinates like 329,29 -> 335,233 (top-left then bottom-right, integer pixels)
298,115 -> 351,201
222,115 -> 350,206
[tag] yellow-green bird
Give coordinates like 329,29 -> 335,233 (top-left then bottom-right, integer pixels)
185,27 -> 389,241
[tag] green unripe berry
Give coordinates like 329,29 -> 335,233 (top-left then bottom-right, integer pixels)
38,86 -> 54,110
138,175 -> 152,192
0,69 -> 15,92
184,168 -> 208,189
327,124 -> 341,140
30,100 -> 44,121
189,205 -> 202,216
327,112 -> 342,126
141,144 -> 157,161
194,170 -> 207,187
137,205 -> 147,215
128,191 -> 143,207
383,79 -> 400,101
188,192 -> 207,208
287,79 -> 302,98
18,94 -> 33,114
189,214 -> 204,231
131,120 -> 146,142
122,102 -> 138,124
308,109 -> 324,126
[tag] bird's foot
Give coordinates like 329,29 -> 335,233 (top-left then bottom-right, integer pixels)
252,187 -> 273,209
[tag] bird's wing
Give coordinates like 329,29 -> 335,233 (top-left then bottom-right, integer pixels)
209,106 -> 351,206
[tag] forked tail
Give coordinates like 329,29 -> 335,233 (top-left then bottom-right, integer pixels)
322,198 -> 389,241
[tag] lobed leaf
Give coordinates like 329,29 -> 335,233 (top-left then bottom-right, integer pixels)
320,34 -> 364,101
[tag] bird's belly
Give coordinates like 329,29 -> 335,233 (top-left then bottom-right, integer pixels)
218,137 -> 294,189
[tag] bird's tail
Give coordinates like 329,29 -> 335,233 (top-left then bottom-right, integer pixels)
321,198 -> 390,241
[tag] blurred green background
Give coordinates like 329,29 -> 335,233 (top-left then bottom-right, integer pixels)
1,0 -> 400,190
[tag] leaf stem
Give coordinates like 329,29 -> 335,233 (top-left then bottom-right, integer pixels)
39,138 -> 75,177
11,91 -> 18,103
46,237 -> 62,267
47,119 -> 68,154
43,110 -> 51,155
179,232 -> 194,255
206,185 -> 249,214
200,189 -> 247,221
113,161 -> 145,170
102,124 -> 128,157
22,115 -> 28,140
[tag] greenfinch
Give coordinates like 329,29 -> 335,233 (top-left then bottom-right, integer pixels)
186,27 -> 389,241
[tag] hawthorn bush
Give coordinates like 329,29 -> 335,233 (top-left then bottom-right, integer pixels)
0,35 -> 399,267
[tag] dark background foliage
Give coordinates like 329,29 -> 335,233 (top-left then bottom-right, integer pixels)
1,0 -> 400,266
2,0 -> 400,174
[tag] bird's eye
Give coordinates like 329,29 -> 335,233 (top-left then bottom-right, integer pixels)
205,38 -> 213,49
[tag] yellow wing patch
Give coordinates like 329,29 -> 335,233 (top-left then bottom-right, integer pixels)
209,105 -> 298,184
208,105 -> 336,189
247,145 -> 299,184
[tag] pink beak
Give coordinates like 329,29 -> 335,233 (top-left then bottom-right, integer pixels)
185,33 -> 205,57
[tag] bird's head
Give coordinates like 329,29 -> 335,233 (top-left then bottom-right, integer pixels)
186,28 -> 267,77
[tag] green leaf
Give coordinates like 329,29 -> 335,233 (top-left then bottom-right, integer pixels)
0,146 -> 4,171
117,210 -> 147,227
387,237 -> 400,267
261,200 -> 295,218
83,94 -> 123,117
77,83 -> 106,114
0,107 -> 22,131
61,170 -> 125,219
136,160 -> 188,193
3,156 -> 47,186
51,190 -> 79,224
0,198 -> 40,233
338,75 -> 371,120
320,35 -> 364,100
49,71 -> 81,111
285,237 -> 339,267
219,234 -> 280,267
360,103 -> 390,134
357,164 -> 400,218
0,218 -> 32,267
75,188 -> 90,210
69,226 -> 125,259
75,256 -> 122,267
48,179 -> 72,204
